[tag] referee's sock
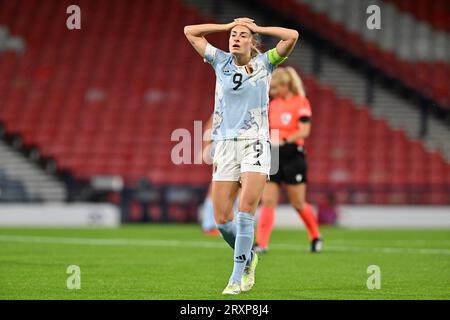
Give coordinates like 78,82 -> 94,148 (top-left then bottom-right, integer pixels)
230,212 -> 255,283
256,207 -> 275,250
217,220 -> 236,249
298,203 -> 320,240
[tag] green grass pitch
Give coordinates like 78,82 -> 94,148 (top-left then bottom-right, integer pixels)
0,225 -> 449,300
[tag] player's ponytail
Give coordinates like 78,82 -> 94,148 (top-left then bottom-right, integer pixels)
285,67 -> 306,97
250,33 -> 261,58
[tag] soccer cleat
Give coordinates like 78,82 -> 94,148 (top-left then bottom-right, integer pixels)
253,244 -> 267,255
222,280 -> 241,295
241,251 -> 258,292
311,238 -> 323,253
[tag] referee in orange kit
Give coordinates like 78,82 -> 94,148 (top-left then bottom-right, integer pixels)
255,67 -> 322,253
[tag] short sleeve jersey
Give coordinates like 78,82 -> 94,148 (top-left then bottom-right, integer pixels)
203,43 -> 281,141
269,95 -> 312,146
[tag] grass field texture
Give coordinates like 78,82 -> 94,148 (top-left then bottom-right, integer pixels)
0,225 -> 449,300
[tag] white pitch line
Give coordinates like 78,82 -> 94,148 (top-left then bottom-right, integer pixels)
0,235 -> 449,255
0,235 -> 224,249
268,243 -> 450,255
331,239 -> 450,245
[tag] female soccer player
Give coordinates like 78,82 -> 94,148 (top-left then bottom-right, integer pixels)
254,67 -> 322,254
184,18 -> 298,294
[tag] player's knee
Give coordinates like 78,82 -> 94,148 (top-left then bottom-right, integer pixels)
238,199 -> 259,213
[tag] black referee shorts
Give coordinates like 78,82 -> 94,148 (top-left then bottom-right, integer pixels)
269,143 -> 308,185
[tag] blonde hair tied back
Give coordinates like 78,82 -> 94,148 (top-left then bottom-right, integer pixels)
251,32 -> 261,58
271,67 -> 306,97
285,66 -> 306,97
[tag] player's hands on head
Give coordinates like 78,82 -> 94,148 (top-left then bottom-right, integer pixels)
226,20 -> 239,31
236,20 -> 260,34
234,17 -> 254,24
226,18 -> 256,31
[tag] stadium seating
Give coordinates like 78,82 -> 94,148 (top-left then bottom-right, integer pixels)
0,0 -> 448,205
384,0 -> 450,32
0,0 -> 216,187
302,76 -> 450,205
262,0 -> 450,108
0,169 -> 30,202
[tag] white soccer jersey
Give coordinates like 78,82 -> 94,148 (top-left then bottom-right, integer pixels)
204,43 -> 277,141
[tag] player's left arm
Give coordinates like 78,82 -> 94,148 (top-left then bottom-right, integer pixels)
240,22 -> 299,62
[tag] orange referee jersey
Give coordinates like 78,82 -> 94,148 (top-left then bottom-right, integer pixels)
269,95 -> 312,146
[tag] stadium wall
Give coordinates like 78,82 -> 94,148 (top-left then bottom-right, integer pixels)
273,205 -> 450,229
1,204 -> 449,228
0,204 -> 120,227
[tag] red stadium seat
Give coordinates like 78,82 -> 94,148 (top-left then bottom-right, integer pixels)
261,0 -> 450,109
1,0 -> 449,205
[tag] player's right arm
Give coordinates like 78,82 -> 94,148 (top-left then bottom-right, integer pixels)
184,21 -> 238,58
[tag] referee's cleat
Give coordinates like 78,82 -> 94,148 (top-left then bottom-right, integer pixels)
253,244 -> 267,255
222,280 -> 241,295
311,238 -> 323,253
241,251 -> 258,292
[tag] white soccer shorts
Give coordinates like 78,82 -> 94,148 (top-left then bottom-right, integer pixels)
212,139 -> 271,181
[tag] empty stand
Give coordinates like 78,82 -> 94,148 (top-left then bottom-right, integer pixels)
264,0 -> 450,108
0,0 -> 449,205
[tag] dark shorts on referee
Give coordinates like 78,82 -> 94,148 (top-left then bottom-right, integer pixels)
269,143 -> 307,184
